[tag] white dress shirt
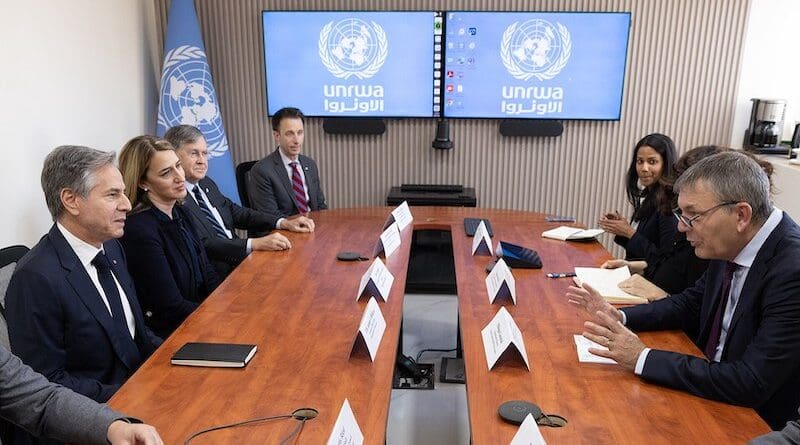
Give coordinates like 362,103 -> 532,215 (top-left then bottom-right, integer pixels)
56,223 -> 136,338
631,207 -> 784,374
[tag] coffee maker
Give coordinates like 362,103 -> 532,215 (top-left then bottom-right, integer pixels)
744,98 -> 788,154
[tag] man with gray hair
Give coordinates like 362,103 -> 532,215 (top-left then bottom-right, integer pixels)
567,151 -> 800,429
4,146 -> 163,444
165,124 -> 315,278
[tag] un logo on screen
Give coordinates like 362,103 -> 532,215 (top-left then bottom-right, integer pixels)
500,20 -> 572,81
157,45 -> 228,157
318,18 -> 388,80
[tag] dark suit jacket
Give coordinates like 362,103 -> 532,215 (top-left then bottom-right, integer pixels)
614,203 -> 678,261
5,226 -> 159,403
184,177 -> 280,277
645,232 -> 710,295
622,213 -> 800,429
120,205 -> 221,338
248,148 -> 327,217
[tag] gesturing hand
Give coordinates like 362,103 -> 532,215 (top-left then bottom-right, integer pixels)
582,311 -> 646,371
566,282 -> 623,324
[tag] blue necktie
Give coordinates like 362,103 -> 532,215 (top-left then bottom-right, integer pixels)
192,186 -> 228,239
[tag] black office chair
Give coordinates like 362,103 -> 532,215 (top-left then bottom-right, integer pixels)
235,160 -> 257,208
0,245 -> 29,350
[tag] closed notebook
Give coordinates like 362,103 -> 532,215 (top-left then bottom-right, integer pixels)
171,342 -> 257,368
542,226 -> 604,241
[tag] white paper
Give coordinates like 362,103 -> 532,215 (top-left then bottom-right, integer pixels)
481,307 -> 530,370
390,201 -> 414,231
485,258 -> 516,304
378,222 -> 401,258
357,297 -> 387,361
326,399 -> 364,445
356,258 -> 395,302
574,266 -> 645,303
510,413 -> 547,445
573,335 -> 617,364
471,220 -> 493,255
542,226 -> 604,241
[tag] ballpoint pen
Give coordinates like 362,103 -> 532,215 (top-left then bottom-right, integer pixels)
546,272 -> 577,278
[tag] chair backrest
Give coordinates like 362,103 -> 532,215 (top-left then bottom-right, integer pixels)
235,161 -> 258,208
0,245 -> 30,351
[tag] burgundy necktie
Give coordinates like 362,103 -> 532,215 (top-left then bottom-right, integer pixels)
290,161 -> 310,213
703,261 -> 738,360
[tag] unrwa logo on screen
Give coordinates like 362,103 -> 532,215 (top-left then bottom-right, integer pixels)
318,19 -> 388,80
500,20 -> 571,82
157,45 -> 228,157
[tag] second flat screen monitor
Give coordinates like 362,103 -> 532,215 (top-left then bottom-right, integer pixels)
443,12 -> 631,120
262,11 -> 441,118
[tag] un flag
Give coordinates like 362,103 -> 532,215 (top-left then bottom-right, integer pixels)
156,0 -> 240,204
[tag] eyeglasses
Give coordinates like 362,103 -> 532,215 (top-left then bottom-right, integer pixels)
672,201 -> 739,228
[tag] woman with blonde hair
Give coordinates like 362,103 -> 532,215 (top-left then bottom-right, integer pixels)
118,135 -> 220,337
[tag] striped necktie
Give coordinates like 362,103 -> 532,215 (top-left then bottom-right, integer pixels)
192,186 -> 228,239
290,162 -> 310,214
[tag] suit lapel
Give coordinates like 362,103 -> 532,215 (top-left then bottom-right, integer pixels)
726,218 -> 785,337
49,228 -> 139,370
200,178 -> 234,230
270,150 -> 293,198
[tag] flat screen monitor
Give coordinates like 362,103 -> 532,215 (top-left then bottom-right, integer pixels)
442,11 -> 631,120
262,11 -> 442,118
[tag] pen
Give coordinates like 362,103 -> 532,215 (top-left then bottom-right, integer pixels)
547,272 -> 577,278
546,216 -> 576,223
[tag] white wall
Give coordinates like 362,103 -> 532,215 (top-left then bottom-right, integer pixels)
0,0 -> 159,247
731,0 -> 800,147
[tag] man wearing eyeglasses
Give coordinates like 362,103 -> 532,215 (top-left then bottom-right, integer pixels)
567,151 -> 800,430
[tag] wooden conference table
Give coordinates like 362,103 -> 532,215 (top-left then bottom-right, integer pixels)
109,207 -> 770,444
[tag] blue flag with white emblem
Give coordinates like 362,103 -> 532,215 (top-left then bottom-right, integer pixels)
156,0 -> 240,204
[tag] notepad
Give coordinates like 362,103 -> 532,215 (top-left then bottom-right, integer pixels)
171,342 -> 257,368
542,226 -> 604,241
573,266 -> 647,304
573,335 -> 617,364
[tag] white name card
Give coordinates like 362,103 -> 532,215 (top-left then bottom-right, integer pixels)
356,258 -> 394,302
481,306 -> 530,370
326,399 -> 364,445
485,258 -> 516,304
388,201 -> 414,231
471,220 -> 493,256
510,413 -> 547,445
351,297 -> 387,361
375,222 -> 401,259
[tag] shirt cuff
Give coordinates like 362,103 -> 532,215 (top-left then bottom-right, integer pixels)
246,238 -> 253,255
620,310 -> 627,325
634,348 -> 651,375
276,218 -> 286,230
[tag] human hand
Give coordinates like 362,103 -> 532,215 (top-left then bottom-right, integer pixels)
619,274 -> 668,301
107,420 -> 163,445
601,259 -> 628,269
598,213 -> 635,238
282,215 -> 315,233
582,310 -> 646,371
566,282 -> 623,323
251,232 -> 291,251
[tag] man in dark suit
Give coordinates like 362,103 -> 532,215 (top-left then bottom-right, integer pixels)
567,151 -> 800,429
165,125 -> 315,278
5,146 -> 161,409
248,107 -> 327,217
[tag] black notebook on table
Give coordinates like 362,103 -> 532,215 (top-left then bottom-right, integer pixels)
171,342 -> 257,368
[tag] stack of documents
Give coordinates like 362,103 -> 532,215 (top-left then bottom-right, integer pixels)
542,226 -> 604,241
573,335 -> 616,364
573,266 -> 647,304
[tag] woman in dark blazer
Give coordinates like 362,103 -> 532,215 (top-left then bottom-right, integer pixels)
599,133 -> 679,260
118,135 -> 221,338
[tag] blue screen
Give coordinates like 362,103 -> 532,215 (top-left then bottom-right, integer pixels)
262,11 -> 439,117
442,12 -> 631,120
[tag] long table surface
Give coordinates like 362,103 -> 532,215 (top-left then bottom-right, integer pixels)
109,207 -> 770,444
